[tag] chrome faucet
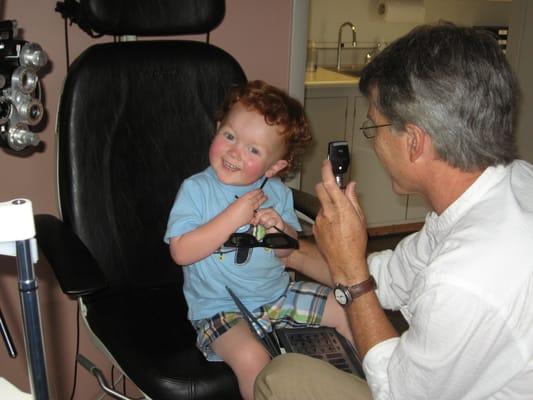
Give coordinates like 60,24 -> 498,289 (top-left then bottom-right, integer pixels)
336,22 -> 357,70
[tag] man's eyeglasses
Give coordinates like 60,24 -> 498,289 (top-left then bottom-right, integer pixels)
223,225 -> 299,250
360,119 -> 392,139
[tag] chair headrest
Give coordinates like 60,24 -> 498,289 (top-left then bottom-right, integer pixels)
58,0 -> 225,36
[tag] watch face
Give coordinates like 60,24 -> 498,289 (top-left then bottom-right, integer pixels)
334,287 -> 349,305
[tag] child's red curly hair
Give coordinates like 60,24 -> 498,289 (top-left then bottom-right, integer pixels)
216,80 -> 312,180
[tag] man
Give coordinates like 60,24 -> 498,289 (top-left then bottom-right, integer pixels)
254,23 -> 533,400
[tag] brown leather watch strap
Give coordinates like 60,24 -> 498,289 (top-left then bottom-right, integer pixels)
348,275 -> 377,300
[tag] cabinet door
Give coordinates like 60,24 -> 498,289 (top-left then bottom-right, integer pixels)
406,194 -> 431,221
351,96 -> 407,227
301,95 -> 352,194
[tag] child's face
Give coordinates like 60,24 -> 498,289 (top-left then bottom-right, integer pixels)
209,101 -> 288,186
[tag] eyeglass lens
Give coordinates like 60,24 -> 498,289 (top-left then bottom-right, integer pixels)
361,120 -> 376,138
360,120 -> 392,139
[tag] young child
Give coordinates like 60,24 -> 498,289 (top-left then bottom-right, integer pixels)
164,80 -> 352,400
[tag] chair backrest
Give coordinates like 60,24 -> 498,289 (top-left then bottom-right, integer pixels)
57,0 -> 246,295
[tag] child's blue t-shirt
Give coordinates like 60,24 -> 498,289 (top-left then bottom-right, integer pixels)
164,166 -> 301,321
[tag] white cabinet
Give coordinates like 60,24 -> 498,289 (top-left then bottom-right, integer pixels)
406,194 -> 430,222
301,87 -> 355,193
301,85 -> 430,228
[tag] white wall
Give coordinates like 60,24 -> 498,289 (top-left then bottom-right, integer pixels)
309,0 -> 512,44
308,0 -> 512,67
508,0 -> 533,163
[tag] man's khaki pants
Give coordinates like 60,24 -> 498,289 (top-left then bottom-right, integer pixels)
254,353 -> 373,400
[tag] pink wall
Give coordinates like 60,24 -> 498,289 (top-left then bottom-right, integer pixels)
211,0 -> 292,88
0,0 -> 292,397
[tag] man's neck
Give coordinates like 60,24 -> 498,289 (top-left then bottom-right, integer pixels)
423,161 -> 484,215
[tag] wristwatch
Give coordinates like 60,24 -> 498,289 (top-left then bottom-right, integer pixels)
334,276 -> 377,307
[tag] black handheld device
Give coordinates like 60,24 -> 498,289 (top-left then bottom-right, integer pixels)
328,141 -> 350,187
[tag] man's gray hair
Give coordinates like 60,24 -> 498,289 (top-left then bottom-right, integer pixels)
359,23 -> 519,171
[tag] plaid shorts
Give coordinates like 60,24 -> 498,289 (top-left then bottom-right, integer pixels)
192,280 -> 331,361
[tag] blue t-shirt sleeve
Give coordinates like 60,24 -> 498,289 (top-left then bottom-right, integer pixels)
164,179 -> 204,243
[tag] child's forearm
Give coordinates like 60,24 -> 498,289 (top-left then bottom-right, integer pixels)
169,211 -> 242,266
284,238 -> 333,286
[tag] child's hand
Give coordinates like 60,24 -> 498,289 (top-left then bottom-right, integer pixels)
252,208 -> 285,233
253,208 -> 298,259
227,189 -> 267,227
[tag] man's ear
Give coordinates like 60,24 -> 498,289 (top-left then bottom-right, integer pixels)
265,159 -> 288,178
405,123 -> 427,163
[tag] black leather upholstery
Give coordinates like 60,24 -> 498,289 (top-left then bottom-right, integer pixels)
35,214 -> 105,296
76,0 -> 225,36
291,188 -> 320,221
36,1 -> 247,398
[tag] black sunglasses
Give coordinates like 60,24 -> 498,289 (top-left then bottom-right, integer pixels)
223,225 -> 299,249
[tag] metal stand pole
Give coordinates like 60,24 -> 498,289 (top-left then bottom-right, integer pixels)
0,199 -> 50,399
16,239 -> 50,400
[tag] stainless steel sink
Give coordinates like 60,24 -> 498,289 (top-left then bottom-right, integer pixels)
323,65 -> 365,77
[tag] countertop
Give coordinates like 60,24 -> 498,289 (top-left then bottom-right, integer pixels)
305,66 -> 360,88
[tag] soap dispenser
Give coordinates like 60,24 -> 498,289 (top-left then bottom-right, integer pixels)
306,41 -> 317,72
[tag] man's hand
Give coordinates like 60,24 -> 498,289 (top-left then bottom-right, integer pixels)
313,160 -> 369,285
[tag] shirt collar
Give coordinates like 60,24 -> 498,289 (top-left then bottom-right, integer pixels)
426,163 -> 507,232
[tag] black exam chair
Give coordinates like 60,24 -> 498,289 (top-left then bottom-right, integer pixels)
35,0 -> 247,398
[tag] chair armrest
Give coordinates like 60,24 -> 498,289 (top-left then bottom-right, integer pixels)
34,214 -> 107,297
292,188 -> 319,220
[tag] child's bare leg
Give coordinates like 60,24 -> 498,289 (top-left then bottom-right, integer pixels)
211,320 -> 271,400
320,292 -> 355,345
